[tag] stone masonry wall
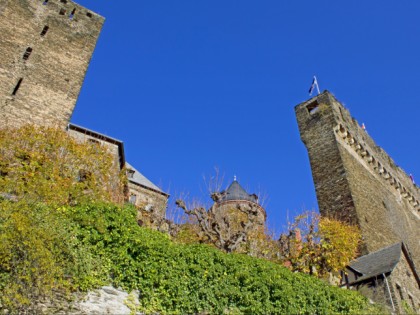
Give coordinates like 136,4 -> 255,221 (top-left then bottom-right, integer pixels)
0,0 -> 104,129
128,181 -> 168,228
295,91 -> 420,270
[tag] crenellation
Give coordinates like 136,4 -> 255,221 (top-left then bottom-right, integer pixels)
296,91 -> 420,271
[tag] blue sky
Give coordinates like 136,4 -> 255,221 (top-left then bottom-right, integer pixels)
71,1 -> 420,234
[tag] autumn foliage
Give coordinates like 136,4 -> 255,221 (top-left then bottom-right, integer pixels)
0,125 -> 125,206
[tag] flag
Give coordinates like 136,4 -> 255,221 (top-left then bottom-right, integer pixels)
308,76 -> 319,95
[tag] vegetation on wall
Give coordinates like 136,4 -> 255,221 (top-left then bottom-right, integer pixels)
0,126 -> 377,314
0,125 -> 125,206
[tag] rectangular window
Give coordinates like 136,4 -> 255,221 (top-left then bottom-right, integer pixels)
40,25 -> 49,36
60,0 -> 67,3
12,78 -> 23,96
86,12 -> 92,18
306,101 -> 319,115
59,8 -> 66,15
43,0 -> 49,5
396,284 -> 404,300
22,47 -> 33,61
129,194 -> 137,205
127,169 -> 135,179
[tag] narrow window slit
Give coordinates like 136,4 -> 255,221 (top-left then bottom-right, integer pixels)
86,12 -> 92,18
69,8 -> 76,19
40,25 -> 49,36
23,47 -> 33,61
12,78 -> 23,96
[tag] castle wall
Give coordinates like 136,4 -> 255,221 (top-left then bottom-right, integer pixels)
295,92 -> 420,268
0,0 -> 104,129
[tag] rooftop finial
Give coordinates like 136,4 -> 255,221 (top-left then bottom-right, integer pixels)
234,175 -> 237,181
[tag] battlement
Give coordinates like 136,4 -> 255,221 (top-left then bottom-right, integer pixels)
295,91 -> 420,270
0,0 -> 104,129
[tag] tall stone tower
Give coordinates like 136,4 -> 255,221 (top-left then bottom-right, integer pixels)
0,0 -> 104,129
295,91 -> 420,270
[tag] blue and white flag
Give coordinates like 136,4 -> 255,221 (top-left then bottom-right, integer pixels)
308,76 -> 320,96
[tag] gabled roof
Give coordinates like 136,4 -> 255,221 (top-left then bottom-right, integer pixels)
126,162 -> 169,197
220,180 -> 258,203
348,243 -> 402,280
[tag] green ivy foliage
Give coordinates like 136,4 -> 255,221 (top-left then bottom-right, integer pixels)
1,199 -> 377,314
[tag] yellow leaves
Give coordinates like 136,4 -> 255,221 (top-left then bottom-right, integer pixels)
0,125 -> 125,206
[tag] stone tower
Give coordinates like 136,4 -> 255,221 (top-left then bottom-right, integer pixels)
295,91 -> 420,270
0,0 -> 104,129
214,179 -> 266,228
211,179 -> 266,254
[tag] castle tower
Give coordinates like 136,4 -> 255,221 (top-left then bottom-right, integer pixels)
0,0 -> 104,129
214,179 -> 266,227
295,91 -> 420,269
211,179 -> 266,254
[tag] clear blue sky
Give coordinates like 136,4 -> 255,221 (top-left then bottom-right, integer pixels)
71,1 -> 420,234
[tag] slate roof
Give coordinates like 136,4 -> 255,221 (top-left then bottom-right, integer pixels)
126,162 -> 168,196
220,180 -> 258,203
348,243 -> 402,282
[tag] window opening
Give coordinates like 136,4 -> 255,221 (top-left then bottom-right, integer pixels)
43,0 -> 49,5
127,169 -> 135,179
69,8 -> 76,19
59,8 -> 66,15
22,47 -> 33,61
12,78 -> 23,96
129,194 -> 137,205
60,0 -> 67,3
396,284 -> 404,300
40,25 -> 49,36
306,101 -> 319,115
86,12 -> 92,18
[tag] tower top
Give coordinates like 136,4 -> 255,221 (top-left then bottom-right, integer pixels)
219,180 -> 258,204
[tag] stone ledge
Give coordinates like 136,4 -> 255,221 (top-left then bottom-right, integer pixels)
335,124 -> 420,216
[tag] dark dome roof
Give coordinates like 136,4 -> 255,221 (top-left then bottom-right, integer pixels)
220,180 -> 258,203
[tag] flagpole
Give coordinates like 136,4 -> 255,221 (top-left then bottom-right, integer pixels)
314,76 -> 320,95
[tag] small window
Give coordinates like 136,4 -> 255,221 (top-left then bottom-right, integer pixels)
86,12 -> 92,18
59,8 -> 66,15
40,25 -> 49,36
129,194 -> 137,205
69,8 -> 76,19
396,284 -> 404,300
22,47 -> 33,61
127,169 -> 135,179
43,0 -> 49,5
60,0 -> 67,3
306,101 -> 319,115
12,78 -> 23,96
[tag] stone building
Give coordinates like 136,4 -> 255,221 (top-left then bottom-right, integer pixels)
0,0 -> 104,129
341,243 -> 419,313
213,179 -> 266,228
212,179 -> 266,254
126,162 -> 169,229
295,91 -> 420,310
68,123 -> 169,219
